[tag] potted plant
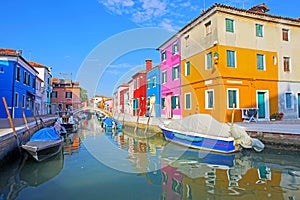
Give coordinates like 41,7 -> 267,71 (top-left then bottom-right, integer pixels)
270,112 -> 284,120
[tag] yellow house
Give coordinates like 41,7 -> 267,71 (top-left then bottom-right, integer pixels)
176,3 -> 300,122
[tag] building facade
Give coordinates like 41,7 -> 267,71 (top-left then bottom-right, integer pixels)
146,63 -> 161,118
132,71 -> 147,116
50,78 -> 82,113
0,48 -> 38,118
29,61 -> 52,115
176,3 -> 298,122
158,37 -> 182,119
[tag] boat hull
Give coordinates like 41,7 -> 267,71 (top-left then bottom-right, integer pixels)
22,137 -> 64,162
160,126 -> 239,154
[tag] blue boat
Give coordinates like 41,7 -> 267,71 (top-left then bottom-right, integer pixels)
102,117 -> 122,131
159,124 -> 239,154
21,125 -> 64,161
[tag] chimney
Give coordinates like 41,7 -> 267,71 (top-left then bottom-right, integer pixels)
146,59 -> 152,71
248,3 -> 270,13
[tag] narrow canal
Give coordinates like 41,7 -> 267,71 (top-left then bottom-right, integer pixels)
1,116 -> 299,200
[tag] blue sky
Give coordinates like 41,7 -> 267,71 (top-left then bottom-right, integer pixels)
1,0 -> 299,97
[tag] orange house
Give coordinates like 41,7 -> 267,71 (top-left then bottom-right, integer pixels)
178,3 -> 280,122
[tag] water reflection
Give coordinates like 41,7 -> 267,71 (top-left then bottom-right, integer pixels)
106,127 -> 300,199
0,150 -> 63,200
0,118 -> 299,200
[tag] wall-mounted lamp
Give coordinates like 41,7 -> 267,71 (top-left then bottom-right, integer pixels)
214,52 -> 219,64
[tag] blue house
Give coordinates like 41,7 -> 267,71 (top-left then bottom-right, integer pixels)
146,64 -> 161,117
0,48 -> 38,118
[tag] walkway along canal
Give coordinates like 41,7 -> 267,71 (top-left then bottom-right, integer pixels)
0,115 -> 299,199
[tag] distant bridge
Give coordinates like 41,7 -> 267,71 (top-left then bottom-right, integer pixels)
73,106 -> 112,117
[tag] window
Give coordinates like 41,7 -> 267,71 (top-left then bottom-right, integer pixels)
206,52 -> 213,69
152,76 -> 156,88
227,50 -> 236,68
22,95 -> 25,108
226,18 -> 234,32
282,29 -> 289,41
0,66 -> 4,73
205,21 -> 212,35
23,71 -> 27,84
161,98 -> 165,109
147,79 -> 150,89
285,92 -> 293,109
257,54 -> 265,70
283,57 -> 290,72
51,91 -> 57,98
27,74 -> 30,86
205,90 -> 214,109
14,93 -> 19,108
161,50 -> 167,61
137,78 -> 140,88
26,96 -> 31,110
171,96 -> 180,109
227,89 -> 239,109
16,67 -> 20,81
65,91 -> 72,98
134,80 -> 137,89
172,65 -> 179,80
185,61 -> 190,76
185,93 -> 191,110
256,24 -> 263,37
162,71 -> 167,84
172,42 -> 179,55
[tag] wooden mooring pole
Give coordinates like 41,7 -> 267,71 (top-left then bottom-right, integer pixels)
2,97 -> 21,151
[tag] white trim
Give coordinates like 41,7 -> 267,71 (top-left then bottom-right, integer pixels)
184,92 -> 192,110
284,91 -> 294,110
205,52 -> 213,70
172,64 -> 180,80
184,61 -> 190,76
256,90 -> 270,120
205,89 -> 214,109
227,88 -> 239,109
161,70 -> 167,84
152,76 -> 156,88
297,92 -> 300,119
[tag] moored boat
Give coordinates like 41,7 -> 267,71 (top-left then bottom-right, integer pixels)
21,124 -> 64,162
102,117 -> 122,131
159,114 -> 264,154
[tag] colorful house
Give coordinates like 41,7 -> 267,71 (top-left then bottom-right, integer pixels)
0,48 -> 38,118
157,37 -> 182,119
172,3 -> 293,122
50,78 -> 82,113
132,70 -> 147,116
120,86 -> 129,113
114,83 -> 129,114
146,60 -> 161,117
29,61 -> 52,115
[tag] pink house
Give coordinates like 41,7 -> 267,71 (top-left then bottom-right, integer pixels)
158,37 -> 181,119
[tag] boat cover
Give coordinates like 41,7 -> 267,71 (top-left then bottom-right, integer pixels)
163,114 -> 264,151
30,127 -> 60,142
103,117 -> 121,127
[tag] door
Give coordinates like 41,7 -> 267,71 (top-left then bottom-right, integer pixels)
257,92 -> 266,118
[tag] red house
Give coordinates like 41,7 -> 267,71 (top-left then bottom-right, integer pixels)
120,87 -> 129,113
132,70 -> 147,116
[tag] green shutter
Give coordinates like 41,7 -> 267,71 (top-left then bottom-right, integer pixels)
186,62 -> 190,75
186,94 -> 190,109
228,90 -> 237,108
227,50 -> 235,67
171,96 -> 176,109
226,19 -> 233,32
257,54 -> 264,70
207,53 -> 212,69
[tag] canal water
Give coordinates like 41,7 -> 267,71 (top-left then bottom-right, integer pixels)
0,117 -> 300,200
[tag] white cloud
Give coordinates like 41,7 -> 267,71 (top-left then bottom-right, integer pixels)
98,0 -> 204,31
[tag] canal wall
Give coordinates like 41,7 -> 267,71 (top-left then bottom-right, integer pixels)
115,113 -> 300,151
0,116 -> 57,165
